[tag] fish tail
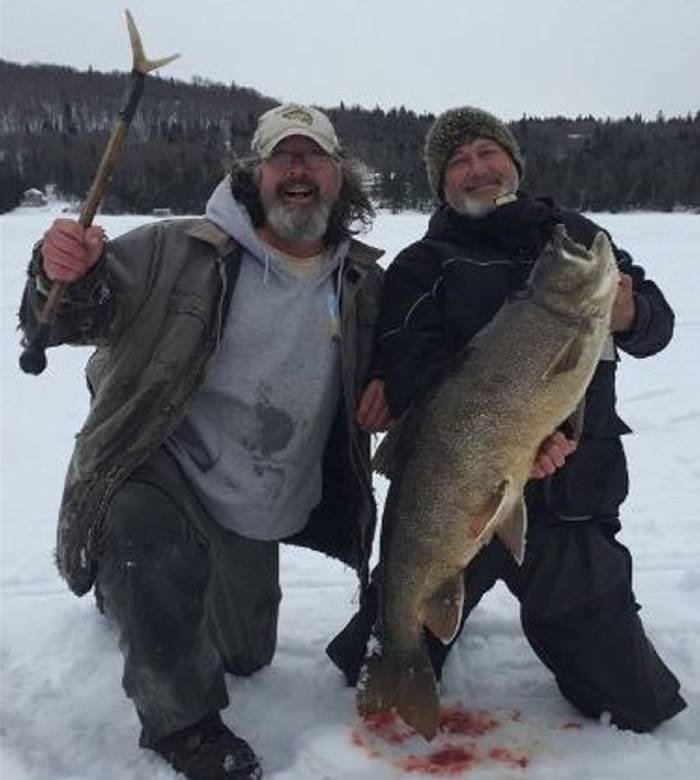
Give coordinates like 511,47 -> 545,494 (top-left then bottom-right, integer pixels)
357,640 -> 440,741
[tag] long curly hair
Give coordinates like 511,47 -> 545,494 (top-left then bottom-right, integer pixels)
227,152 -> 375,245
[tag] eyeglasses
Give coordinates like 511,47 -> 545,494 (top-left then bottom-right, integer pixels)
266,149 -> 337,170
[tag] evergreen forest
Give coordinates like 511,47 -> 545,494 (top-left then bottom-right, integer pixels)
1,61 -> 698,215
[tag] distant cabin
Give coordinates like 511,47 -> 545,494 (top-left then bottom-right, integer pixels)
20,188 -> 48,207
152,208 -> 173,217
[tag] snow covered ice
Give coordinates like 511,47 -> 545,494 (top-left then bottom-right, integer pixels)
1,205 -> 699,778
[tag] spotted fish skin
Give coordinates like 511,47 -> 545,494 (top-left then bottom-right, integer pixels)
358,226 -> 619,741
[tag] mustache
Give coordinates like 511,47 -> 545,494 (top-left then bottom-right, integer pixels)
276,177 -> 320,196
464,175 -> 503,190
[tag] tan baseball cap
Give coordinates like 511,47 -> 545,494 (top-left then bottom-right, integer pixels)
251,103 -> 340,158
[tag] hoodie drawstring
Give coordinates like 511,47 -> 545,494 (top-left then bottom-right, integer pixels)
329,252 -> 345,343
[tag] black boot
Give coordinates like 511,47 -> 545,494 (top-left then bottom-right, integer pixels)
326,579 -> 452,685
326,582 -> 378,685
151,713 -> 262,779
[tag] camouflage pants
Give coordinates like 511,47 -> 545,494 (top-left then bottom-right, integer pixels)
95,447 -> 282,745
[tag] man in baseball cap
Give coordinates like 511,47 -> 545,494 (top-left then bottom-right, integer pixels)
25,100 -> 384,779
251,103 -> 340,158
244,103 -> 348,249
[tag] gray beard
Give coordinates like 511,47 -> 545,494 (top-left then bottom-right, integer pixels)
450,176 -> 519,219
453,194 -> 497,218
263,199 -> 332,243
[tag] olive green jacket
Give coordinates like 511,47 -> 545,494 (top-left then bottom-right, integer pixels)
20,218 -> 384,596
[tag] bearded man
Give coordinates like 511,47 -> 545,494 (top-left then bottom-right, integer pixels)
328,105 -> 685,735
20,103 -> 383,780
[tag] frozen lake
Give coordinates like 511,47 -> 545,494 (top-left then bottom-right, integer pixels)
1,206 -> 699,778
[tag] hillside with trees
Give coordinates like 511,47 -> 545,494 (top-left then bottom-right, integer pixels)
1,60 -> 698,215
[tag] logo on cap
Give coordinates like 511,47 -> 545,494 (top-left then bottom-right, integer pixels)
281,108 -> 314,125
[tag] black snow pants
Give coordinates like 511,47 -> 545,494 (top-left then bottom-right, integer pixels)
326,514 -> 686,733
95,447 -> 282,746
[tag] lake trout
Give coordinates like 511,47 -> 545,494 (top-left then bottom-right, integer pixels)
357,225 -> 619,740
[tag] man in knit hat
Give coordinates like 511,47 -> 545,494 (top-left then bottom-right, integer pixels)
424,105 -> 524,214
20,103 -> 385,779
328,106 -> 686,733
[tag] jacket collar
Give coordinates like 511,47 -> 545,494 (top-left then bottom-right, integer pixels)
347,238 -> 384,266
187,218 -> 384,273
426,193 -> 561,248
186,219 -> 238,256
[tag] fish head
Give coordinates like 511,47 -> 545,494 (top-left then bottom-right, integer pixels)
528,225 -> 619,322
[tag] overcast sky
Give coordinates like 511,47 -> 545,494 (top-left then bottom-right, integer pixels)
2,0 -> 698,121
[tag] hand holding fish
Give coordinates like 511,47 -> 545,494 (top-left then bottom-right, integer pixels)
530,431 -> 577,479
357,378 -> 393,432
610,272 -> 635,333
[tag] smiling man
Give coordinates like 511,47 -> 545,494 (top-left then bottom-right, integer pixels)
441,136 -> 520,217
329,105 -> 686,735
20,103 -> 384,779
257,139 -> 339,248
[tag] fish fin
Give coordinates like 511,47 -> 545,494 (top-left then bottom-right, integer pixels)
423,575 -> 465,645
371,426 -> 401,478
562,399 -> 585,441
372,401 -> 424,478
372,378 -> 442,477
357,641 -> 440,741
472,478 -> 517,541
495,496 -> 528,565
544,335 -> 586,378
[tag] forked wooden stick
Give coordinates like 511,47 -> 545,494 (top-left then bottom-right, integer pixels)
19,9 -> 179,375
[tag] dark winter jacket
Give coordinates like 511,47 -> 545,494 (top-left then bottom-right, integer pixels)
20,218 -> 384,596
374,195 -> 674,521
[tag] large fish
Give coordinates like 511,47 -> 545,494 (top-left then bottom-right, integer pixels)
357,225 -> 619,740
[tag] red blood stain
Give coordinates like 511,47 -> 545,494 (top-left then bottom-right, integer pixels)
400,742 -> 529,775
488,746 -> 529,769
351,729 -> 381,758
562,721 -> 583,730
439,707 -> 499,737
352,706 -> 532,775
401,744 -> 478,775
362,710 -> 408,745
366,711 -> 395,729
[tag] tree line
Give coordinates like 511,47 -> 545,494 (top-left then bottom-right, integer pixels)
1,60 -> 699,215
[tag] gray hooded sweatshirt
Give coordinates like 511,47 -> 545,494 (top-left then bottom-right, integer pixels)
166,177 -> 346,540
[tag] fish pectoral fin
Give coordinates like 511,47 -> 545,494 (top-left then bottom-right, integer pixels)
357,641 -> 440,741
475,478 -> 517,540
543,334 -> 586,378
495,496 -> 528,565
371,429 -> 398,478
563,399 -> 586,440
372,393 -> 432,477
424,575 -> 465,645
472,479 -> 526,564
